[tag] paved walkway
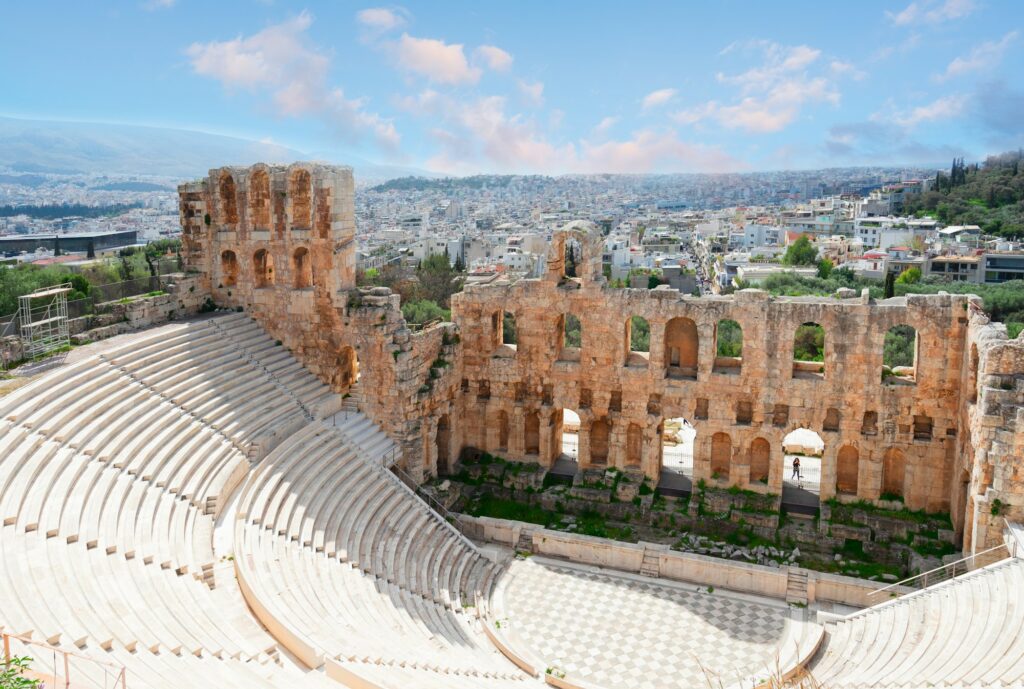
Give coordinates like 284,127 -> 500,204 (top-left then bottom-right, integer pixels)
497,558 -> 789,689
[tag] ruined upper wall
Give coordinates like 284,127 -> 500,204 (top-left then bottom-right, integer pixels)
453,222 -> 972,515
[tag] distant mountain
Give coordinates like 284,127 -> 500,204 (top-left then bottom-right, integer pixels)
0,116 -> 433,182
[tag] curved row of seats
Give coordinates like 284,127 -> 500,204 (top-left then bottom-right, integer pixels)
0,316 -> 339,688
810,556 -> 1024,687
234,420 -> 526,688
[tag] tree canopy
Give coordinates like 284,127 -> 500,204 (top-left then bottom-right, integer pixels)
782,235 -> 819,266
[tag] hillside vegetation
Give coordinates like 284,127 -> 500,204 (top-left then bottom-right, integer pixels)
905,150 -> 1024,240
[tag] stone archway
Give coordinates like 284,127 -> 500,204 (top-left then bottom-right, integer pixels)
882,448 -> 906,499
710,432 -> 731,479
749,437 -> 770,484
338,346 -> 359,389
836,445 -> 859,496
589,417 -> 610,466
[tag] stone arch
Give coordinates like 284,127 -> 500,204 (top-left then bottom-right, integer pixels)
882,448 -> 906,499
292,247 -> 312,288
220,250 -> 239,287
290,168 -> 312,230
253,248 -> 274,287
497,410 -> 510,451
625,315 -> 650,366
436,415 -> 450,475
665,317 -> 699,380
218,171 -> 239,225
836,445 -> 859,495
626,423 -> 643,467
525,411 -> 540,455
710,432 -> 731,478
749,437 -> 770,484
338,345 -> 359,388
792,322 -> 825,380
589,417 -> 610,466
249,169 -> 271,229
714,318 -> 743,375
882,324 -> 918,384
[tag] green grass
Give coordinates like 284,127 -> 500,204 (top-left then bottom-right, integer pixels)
467,495 -> 556,527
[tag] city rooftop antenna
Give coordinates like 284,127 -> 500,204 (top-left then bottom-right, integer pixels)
18,283 -> 71,360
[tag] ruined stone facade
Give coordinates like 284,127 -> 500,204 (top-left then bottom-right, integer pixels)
179,164 -> 1024,554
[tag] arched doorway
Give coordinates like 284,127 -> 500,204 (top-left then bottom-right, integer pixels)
254,249 -> 274,287
524,411 -> 540,456
589,417 -> 610,466
749,437 -> 771,484
881,448 -> 905,500
338,346 -> 359,389
293,247 -> 312,288
661,416 -> 695,476
836,445 -> 859,496
436,415 -> 450,475
560,408 -> 580,461
710,432 -> 732,480
781,428 -> 823,513
220,250 -> 239,288
664,317 -> 699,380
497,410 -> 510,451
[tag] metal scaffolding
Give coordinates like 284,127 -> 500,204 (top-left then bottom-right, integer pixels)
18,283 -> 71,359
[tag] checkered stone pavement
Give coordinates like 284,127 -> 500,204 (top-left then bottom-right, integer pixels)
500,558 -> 788,689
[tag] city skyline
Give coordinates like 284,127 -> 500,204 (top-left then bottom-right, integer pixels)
2,0 -> 1022,175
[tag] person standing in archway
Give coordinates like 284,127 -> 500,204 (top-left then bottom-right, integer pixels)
792,456 -> 801,480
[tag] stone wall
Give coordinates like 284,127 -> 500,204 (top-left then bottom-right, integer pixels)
455,222 -> 968,515
178,164 -> 459,480
178,165 -> 1024,554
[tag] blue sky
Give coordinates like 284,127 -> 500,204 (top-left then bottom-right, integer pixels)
2,0 -> 1022,173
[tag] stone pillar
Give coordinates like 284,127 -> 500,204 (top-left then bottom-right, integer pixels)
819,443 -> 837,502
510,406 -> 525,460
608,417 -> 626,469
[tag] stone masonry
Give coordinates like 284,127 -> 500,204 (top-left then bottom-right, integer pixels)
179,163 -> 1024,555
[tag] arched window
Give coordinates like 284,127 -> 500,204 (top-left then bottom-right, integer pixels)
219,172 -> 239,225
249,169 -> 270,230
503,312 -> 517,347
749,437 -> 770,484
626,423 -> 643,467
525,412 -> 540,455
625,315 -> 650,366
293,247 -> 312,288
220,250 -> 238,287
882,325 -> 918,384
882,448 -> 905,499
792,322 -> 825,380
836,445 -> 859,495
254,249 -> 274,288
559,313 -> 582,360
589,418 -> 610,466
710,432 -> 731,479
290,169 -> 312,230
563,237 -> 582,279
714,319 -> 743,374
665,317 -> 698,380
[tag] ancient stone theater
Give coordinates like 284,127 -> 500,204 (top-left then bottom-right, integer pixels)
1,162 -> 1023,688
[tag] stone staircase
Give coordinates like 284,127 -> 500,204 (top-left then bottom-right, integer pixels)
515,529 -> 534,554
640,548 -> 660,577
786,567 -> 809,604
341,382 -> 361,413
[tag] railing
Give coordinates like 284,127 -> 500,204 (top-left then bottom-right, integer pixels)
868,541 -> 1014,599
389,462 -> 480,554
3,632 -> 127,689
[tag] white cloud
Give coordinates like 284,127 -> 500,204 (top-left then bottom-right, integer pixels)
641,88 -> 678,110
405,90 -> 739,174
143,0 -> 175,10
356,7 -> 408,32
673,42 -> 840,134
935,31 -> 1018,81
517,79 -> 544,107
392,33 -> 481,85
887,0 -> 976,26
887,93 -> 969,127
592,116 -> 619,135
475,45 -> 514,72
186,12 -> 399,149
830,60 -> 866,80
